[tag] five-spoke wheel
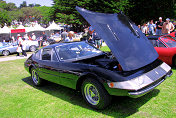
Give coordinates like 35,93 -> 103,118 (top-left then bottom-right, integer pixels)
31,67 -> 43,86
81,78 -> 111,109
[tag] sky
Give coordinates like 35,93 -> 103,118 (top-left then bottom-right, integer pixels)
5,0 -> 53,7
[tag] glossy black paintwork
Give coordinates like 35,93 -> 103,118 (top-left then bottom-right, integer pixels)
24,42 -> 163,94
76,6 -> 158,71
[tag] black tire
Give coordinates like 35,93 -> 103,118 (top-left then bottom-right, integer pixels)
29,45 -> 37,52
81,78 -> 111,109
31,67 -> 43,86
2,50 -> 10,56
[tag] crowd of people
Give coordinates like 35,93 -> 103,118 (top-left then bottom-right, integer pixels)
138,17 -> 175,35
12,32 -> 47,57
80,26 -> 102,49
3,17 -> 176,57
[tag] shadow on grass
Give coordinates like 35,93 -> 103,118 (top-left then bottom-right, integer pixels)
22,77 -> 160,118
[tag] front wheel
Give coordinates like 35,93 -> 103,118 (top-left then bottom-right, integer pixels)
81,78 -> 111,109
2,50 -> 10,56
29,45 -> 37,52
31,68 -> 43,86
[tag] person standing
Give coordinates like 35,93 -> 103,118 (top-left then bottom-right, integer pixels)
141,23 -> 148,35
23,33 -> 29,40
65,31 -> 74,42
162,18 -> 175,35
156,17 -> 164,35
61,29 -> 68,41
21,38 -> 27,56
40,32 -> 47,47
92,32 -> 101,48
16,34 -> 22,56
138,25 -> 141,30
148,20 -> 156,35
31,33 -> 36,40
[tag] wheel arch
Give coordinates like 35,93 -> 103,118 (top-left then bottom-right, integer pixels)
29,64 -> 37,74
76,72 -> 106,91
2,49 -> 10,55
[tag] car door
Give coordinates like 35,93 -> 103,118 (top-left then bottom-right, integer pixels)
38,48 -> 62,84
8,43 -> 18,53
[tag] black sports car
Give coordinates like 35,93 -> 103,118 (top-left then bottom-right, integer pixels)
24,7 -> 172,109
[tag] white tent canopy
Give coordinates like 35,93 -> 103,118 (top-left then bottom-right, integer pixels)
0,26 -> 10,34
25,26 -> 34,32
46,21 -> 63,30
33,23 -> 46,31
16,24 -> 25,29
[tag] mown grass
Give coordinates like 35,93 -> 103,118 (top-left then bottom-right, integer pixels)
0,59 -> 175,118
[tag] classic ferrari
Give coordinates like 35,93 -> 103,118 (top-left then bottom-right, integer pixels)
24,7 -> 172,109
148,32 -> 176,66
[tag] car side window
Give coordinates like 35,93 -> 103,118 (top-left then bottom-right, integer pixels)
42,48 -> 52,61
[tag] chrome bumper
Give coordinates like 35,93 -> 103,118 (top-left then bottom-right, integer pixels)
128,70 -> 172,98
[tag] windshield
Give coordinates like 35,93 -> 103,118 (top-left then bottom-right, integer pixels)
56,42 -> 102,61
160,36 -> 176,47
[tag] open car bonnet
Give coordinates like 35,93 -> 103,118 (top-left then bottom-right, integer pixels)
76,6 -> 158,71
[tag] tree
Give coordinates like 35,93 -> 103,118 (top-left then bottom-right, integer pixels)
34,6 -> 51,24
20,1 -> 27,8
29,4 -> 34,7
50,0 -> 130,31
127,0 -> 175,24
35,4 -> 41,7
0,0 -> 7,9
5,3 -> 17,11
0,10 -> 11,26
21,7 -> 41,21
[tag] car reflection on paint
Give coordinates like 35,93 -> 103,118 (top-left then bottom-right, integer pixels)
24,7 -> 172,109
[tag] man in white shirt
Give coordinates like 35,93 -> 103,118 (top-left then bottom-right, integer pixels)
31,33 -> 36,40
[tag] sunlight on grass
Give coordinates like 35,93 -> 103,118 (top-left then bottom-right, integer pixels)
100,46 -> 110,52
0,59 -> 175,117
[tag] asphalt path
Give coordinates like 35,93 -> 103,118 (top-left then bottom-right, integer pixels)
0,54 -> 31,62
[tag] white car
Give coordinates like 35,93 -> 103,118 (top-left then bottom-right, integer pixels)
0,40 -> 39,56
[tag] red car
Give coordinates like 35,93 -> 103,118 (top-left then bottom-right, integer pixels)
148,32 -> 176,66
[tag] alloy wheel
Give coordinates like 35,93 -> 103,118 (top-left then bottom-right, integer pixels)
84,83 -> 100,105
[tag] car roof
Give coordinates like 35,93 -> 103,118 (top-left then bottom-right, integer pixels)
42,41 -> 88,49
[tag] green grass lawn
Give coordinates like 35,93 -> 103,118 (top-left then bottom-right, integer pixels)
0,59 -> 176,118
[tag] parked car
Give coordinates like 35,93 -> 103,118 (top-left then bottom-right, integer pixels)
0,40 -> 39,56
148,33 -> 176,66
24,7 -> 172,109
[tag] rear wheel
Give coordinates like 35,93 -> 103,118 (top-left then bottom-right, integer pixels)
81,78 -> 111,109
31,67 -> 43,86
2,50 -> 10,56
29,45 -> 37,52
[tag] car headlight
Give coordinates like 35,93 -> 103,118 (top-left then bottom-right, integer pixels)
107,62 -> 171,91
107,75 -> 153,90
